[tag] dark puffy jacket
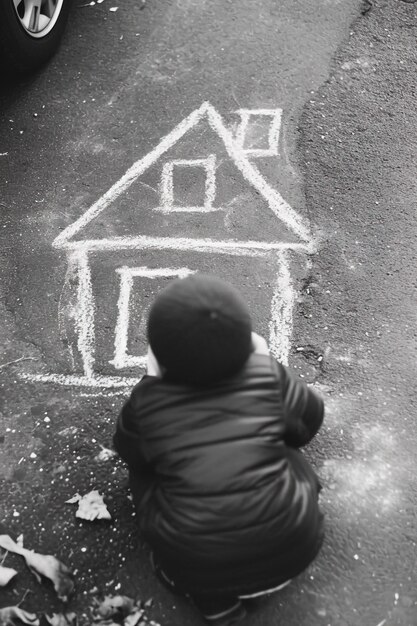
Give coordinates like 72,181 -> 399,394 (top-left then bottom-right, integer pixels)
114,353 -> 324,595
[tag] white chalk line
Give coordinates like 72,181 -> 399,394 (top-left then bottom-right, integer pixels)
53,102 -> 311,248
235,108 -> 282,156
204,105 -> 310,241
45,104 -> 316,387
58,252 -> 79,372
115,266 -> 193,278
268,250 -> 294,366
111,271 -> 134,370
26,252 -> 296,387
79,390 -> 129,398
58,236 -> 314,255
111,266 -> 195,370
76,252 -> 95,378
160,155 -> 216,211
53,104 -> 208,248
20,372 -> 137,388
153,206 -> 221,214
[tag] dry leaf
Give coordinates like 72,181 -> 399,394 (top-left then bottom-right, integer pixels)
94,595 -> 135,620
45,613 -> 77,625
123,610 -> 144,626
66,491 -> 111,521
0,605 -> 39,625
0,565 -> 18,586
64,494 -> 81,504
25,552 -> 74,601
92,595 -> 147,626
0,535 -> 74,602
0,535 -> 20,554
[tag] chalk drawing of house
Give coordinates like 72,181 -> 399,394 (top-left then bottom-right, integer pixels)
29,102 -> 315,390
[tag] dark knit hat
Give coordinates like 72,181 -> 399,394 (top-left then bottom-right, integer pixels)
147,274 -> 252,386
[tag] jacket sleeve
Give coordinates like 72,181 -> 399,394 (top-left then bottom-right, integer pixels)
277,361 -> 324,448
113,395 -> 151,473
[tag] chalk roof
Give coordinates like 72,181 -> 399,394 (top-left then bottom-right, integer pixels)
53,102 -> 312,251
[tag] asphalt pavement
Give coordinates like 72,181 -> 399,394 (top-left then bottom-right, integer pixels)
1,0 -> 417,624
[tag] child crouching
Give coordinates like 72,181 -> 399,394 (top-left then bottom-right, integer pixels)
114,274 -> 324,625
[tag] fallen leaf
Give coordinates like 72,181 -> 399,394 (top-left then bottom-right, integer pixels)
67,490 -> 111,521
0,606 -> 39,625
94,595 -> 135,620
25,553 -> 74,601
0,565 -> 18,586
0,536 -> 74,602
45,613 -> 77,625
65,494 -> 81,504
123,610 -> 144,626
0,535 -> 20,553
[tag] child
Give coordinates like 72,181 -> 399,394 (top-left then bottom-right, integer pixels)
114,274 -> 324,626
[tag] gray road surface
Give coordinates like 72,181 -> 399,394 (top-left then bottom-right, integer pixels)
1,0 -> 417,624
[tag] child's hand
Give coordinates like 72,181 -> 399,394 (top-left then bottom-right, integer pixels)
251,332 -> 270,355
146,345 -> 163,377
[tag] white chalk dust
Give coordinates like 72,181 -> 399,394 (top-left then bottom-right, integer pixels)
319,394 -> 407,518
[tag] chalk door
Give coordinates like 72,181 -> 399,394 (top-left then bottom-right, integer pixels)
110,266 -> 195,372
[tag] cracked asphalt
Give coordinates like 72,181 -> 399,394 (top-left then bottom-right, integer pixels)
1,0 -> 417,624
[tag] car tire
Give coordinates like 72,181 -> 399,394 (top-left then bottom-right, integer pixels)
0,0 -> 72,76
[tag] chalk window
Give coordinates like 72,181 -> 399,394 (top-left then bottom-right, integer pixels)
110,266 -> 195,371
159,155 -> 217,212
235,109 -> 282,157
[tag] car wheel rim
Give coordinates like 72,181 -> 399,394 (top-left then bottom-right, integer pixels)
13,0 -> 65,38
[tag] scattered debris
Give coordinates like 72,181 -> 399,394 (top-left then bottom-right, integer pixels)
51,463 -> 67,475
94,446 -> 117,462
0,535 -> 74,602
66,490 -> 112,521
294,345 -> 324,369
57,426 -> 78,437
0,560 -> 158,625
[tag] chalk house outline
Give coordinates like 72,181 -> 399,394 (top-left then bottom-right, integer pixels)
26,101 -> 315,391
